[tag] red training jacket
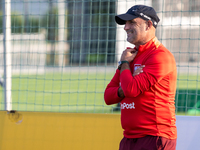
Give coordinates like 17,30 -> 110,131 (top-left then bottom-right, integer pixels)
104,37 -> 177,139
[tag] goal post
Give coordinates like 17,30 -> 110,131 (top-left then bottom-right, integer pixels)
3,0 -> 12,111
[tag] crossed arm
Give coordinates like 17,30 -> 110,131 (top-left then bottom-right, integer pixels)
104,47 -> 144,104
118,65 -> 145,98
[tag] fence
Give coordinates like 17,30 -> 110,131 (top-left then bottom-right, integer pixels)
0,0 -> 200,115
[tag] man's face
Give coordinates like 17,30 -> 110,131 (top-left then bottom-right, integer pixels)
124,18 -> 148,46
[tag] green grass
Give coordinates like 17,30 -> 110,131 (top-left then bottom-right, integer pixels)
0,72 -> 116,113
0,72 -> 200,115
177,74 -> 200,90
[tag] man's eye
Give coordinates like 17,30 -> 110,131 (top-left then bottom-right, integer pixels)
130,21 -> 136,24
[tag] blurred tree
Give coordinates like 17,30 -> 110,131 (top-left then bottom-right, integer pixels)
40,1 -> 58,66
67,1 -> 116,65
0,11 -> 39,33
24,0 -> 29,33
47,1 -> 58,66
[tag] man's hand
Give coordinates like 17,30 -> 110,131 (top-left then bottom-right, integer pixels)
120,47 -> 138,74
118,86 -> 125,98
133,65 -> 145,76
120,47 -> 138,62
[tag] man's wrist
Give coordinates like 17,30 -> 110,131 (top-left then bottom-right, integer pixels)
118,60 -> 129,65
118,61 -> 129,70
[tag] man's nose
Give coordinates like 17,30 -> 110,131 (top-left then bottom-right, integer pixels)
124,22 -> 130,30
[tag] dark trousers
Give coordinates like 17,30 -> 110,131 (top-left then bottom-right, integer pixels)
119,136 -> 176,150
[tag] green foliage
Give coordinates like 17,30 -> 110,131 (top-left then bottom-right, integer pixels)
24,16 -> 40,33
0,11 -> 40,33
175,89 -> 200,112
86,54 -> 106,64
41,7 -> 58,42
41,7 -> 68,42
11,12 -> 24,33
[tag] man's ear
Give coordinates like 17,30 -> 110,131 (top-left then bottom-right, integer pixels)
146,20 -> 153,30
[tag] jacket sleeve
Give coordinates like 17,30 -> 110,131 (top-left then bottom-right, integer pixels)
104,69 -> 124,105
120,50 -> 176,98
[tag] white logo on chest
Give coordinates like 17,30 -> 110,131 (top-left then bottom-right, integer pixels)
121,102 -> 135,109
134,64 -> 141,71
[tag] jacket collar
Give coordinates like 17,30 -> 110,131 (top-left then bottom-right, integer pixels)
137,37 -> 160,52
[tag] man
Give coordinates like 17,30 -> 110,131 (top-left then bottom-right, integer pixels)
104,5 -> 177,150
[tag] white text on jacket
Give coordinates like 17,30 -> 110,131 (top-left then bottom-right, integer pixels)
121,102 -> 135,109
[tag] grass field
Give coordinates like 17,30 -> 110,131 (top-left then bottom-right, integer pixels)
177,74 -> 200,90
0,72 -> 200,115
0,72 -> 115,113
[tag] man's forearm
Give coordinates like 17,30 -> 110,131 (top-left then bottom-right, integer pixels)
120,63 -> 131,74
118,63 -> 130,98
